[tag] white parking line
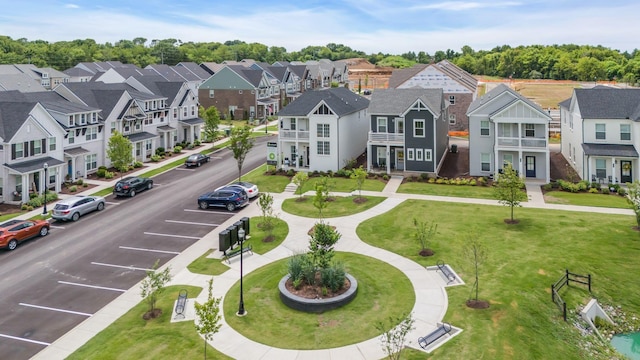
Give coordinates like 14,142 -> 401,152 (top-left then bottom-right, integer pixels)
165,219 -> 219,226
49,225 -> 65,229
175,168 -> 195,171
184,208 -> 232,215
91,262 -> 152,272
119,246 -> 180,255
105,201 -> 120,205
57,280 -> 126,292
19,303 -> 92,317
143,232 -> 200,240
0,333 -> 50,346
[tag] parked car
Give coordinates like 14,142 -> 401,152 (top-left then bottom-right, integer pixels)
0,219 -> 50,251
215,181 -> 259,199
52,195 -> 106,222
197,187 -> 249,211
114,176 -> 153,197
185,153 -> 210,167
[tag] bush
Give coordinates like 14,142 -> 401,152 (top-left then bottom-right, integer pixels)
542,183 -> 553,191
150,154 -> 162,162
428,177 -> 436,184
193,140 -> 201,146
83,183 -> 88,188
286,169 -> 295,177
21,204 -> 29,211
76,178 -> 84,186
382,174 -> 389,181
320,262 -> 346,292
27,197 -> 42,207
69,185 -> 78,193
590,182 -> 601,190
105,171 -> 114,179
602,187 -> 610,194
287,253 -> 307,284
173,146 -> 183,153
588,188 -> 600,194
155,147 -> 165,156
133,161 -> 143,168
617,187 -> 627,196
477,177 -> 487,186
96,168 -> 107,178
420,173 -> 429,181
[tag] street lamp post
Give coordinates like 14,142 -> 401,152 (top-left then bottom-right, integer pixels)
237,227 -> 246,316
42,163 -> 48,215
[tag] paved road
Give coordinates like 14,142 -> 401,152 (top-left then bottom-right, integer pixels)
0,136 -> 272,359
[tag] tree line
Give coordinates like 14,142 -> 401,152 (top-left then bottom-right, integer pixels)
1,35 -> 639,84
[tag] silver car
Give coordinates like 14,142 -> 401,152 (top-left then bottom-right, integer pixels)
52,195 -> 106,222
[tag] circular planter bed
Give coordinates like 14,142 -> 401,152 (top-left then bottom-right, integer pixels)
278,273 -> 358,313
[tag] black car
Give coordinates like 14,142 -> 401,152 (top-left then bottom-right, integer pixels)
114,176 -> 153,197
197,187 -> 249,211
185,153 -> 210,167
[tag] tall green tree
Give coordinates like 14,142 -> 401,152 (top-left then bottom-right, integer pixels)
494,163 -> 527,223
228,126 -> 254,182
194,278 -> 222,360
106,130 -> 133,178
199,105 -> 221,142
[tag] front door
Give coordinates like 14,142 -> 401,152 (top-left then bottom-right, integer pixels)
525,156 -> 536,178
396,150 -> 405,171
621,160 -> 632,183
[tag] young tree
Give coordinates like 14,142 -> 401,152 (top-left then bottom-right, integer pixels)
462,237 -> 488,308
350,166 -> 368,200
313,182 -> 330,219
229,126 -> 254,182
194,277 -> 222,360
375,313 -> 415,360
257,192 -> 278,240
292,171 -> 309,198
626,180 -> 640,229
106,130 -> 133,178
494,162 -> 527,223
140,260 -> 172,319
199,105 -> 221,142
413,218 -> 437,256
309,222 -> 341,270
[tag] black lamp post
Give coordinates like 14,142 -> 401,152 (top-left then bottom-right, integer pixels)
265,117 -> 268,134
237,227 -> 246,316
42,162 -> 48,215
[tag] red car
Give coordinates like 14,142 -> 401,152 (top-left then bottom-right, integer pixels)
0,219 -> 50,251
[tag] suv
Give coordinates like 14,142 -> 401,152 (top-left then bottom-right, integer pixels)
52,195 -> 106,222
197,187 -> 249,211
114,176 -> 153,197
0,219 -> 50,251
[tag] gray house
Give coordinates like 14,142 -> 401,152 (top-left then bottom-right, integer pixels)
367,88 -> 449,175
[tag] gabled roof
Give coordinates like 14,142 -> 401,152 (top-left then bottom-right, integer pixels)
200,62 -> 225,75
288,65 -> 308,78
572,87 -> 640,121
0,101 -> 37,140
146,64 -> 186,82
368,88 -> 444,118
171,65 -> 201,81
467,83 -> 549,118
176,62 -> 212,79
277,87 -> 368,117
227,65 -> 264,87
388,61 -> 477,92
267,66 -> 287,82
0,74 -> 46,92
63,67 -> 94,77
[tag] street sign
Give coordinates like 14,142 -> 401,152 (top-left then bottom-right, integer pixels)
267,142 -> 278,165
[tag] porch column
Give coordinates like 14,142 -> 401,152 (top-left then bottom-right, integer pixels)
21,175 -> 29,203
545,149 -> 551,183
41,168 -> 46,195
518,150 -> 524,177
366,145 -> 371,172
55,166 -> 61,193
612,157 -> 617,184
386,145 -> 390,173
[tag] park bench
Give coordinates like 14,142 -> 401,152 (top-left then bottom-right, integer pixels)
418,322 -> 452,350
224,244 -> 253,264
174,289 -> 188,319
437,260 -> 456,284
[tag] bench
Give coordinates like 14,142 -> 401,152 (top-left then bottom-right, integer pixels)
224,244 -> 253,264
437,260 -> 456,284
174,289 -> 188,319
418,322 -> 452,350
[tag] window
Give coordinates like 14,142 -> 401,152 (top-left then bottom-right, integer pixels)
80,114 -> 86,125
481,153 -> 491,171
33,139 -> 42,155
135,121 -> 141,131
146,140 -> 152,151
377,117 -> 387,133
621,124 -> 631,140
49,137 -> 56,151
449,114 -> 456,125
449,95 -> 455,105
414,119 -> 425,137
317,124 -> 330,138
314,104 -> 333,115
525,124 -> 535,137
425,149 -> 432,161
595,123 -> 606,140
191,105 -> 196,116
209,90 -> 214,98
480,120 -> 490,136
111,122 -> 116,134
49,167 -> 56,184
503,154 -> 514,167
317,141 -> 330,155
86,127 -> 97,141
173,108 -> 178,119
14,143 -> 24,158
290,118 -> 297,130
68,131 -> 75,144
91,112 -> 97,123
407,148 -> 414,160
416,149 -> 423,161
595,158 -> 606,179
183,107 -> 188,117
85,154 -> 97,171
68,115 -> 74,126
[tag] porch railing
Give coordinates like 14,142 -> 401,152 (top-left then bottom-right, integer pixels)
280,130 -> 309,139
368,132 -> 404,144
497,137 -> 546,148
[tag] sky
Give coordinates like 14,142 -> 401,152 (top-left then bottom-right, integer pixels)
1,0 -> 639,55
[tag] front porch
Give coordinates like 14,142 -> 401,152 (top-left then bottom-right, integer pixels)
583,143 -> 639,185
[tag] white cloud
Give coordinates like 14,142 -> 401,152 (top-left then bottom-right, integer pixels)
411,1 -> 522,11
64,3 -> 79,9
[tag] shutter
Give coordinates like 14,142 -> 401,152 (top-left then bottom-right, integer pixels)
11,144 -> 15,159
30,141 -> 35,156
42,138 -> 47,153
24,142 -> 29,157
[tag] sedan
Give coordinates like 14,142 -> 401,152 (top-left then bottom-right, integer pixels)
114,176 -> 154,197
198,187 -> 249,211
0,219 -> 50,251
52,195 -> 106,222
215,181 -> 259,199
185,153 -> 210,167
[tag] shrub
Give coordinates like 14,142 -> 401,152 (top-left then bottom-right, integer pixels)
29,192 -> 38,199
21,204 -> 29,211
320,262 -> 346,292
96,168 -> 107,178
133,161 -> 143,168
286,169 -> 295,177
542,183 -> 553,191
287,253 -> 307,284
155,147 -> 165,156
27,197 -> 42,207
69,185 -> 78,192
590,182 -> 601,190
382,174 -> 389,181
76,178 -> 84,186
187,143 -> 194,150
83,183 -> 88,188
617,187 -> 627,196
420,173 -> 429,181
173,146 -> 183,153
602,187 -> 610,194
193,140 -> 201,146
477,177 -> 487,186
105,171 -> 114,179
470,179 -> 477,186
588,188 -> 600,194
150,154 -> 162,162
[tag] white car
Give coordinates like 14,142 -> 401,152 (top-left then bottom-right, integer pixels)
216,181 -> 260,199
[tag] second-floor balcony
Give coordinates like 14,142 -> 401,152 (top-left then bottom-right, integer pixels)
368,132 -> 404,145
280,130 -> 309,140
497,136 -> 547,148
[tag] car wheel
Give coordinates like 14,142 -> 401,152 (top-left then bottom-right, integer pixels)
226,202 -> 236,212
71,212 -> 80,222
130,190 -> 136,197
8,239 -> 18,250
39,227 -> 49,236
206,158 -> 210,162
199,201 -> 208,210
97,202 -> 105,211
147,182 -> 153,190
197,162 -> 201,167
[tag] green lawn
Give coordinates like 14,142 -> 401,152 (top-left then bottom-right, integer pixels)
544,190 -> 630,209
397,182 -> 501,200
67,285 -> 233,360
297,176 -> 387,194
357,200 -> 639,359
282,195 -> 386,218
240,164 -> 292,193
223,253 -> 414,349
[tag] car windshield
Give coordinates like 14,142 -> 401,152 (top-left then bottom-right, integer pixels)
54,204 -> 69,210
188,155 -> 198,160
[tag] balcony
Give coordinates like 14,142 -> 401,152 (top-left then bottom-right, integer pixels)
368,132 -> 404,145
496,137 -> 547,148
280,130 -> 309,140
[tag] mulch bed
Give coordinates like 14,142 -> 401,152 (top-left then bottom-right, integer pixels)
284,275 -> 351,300
466,299 -> 490,309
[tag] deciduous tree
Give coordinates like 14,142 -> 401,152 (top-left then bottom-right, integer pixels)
106,130 -> 133,178
228,126 -> 254,182
194,278 -> 222,360
140,260 -> 172,319
494,162 -> 527,224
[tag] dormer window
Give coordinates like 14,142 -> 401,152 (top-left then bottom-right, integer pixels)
80,114 -> 86,125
